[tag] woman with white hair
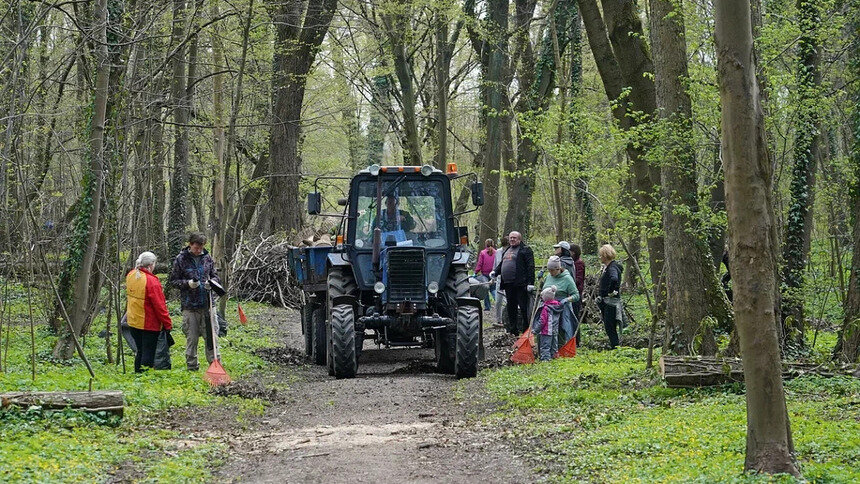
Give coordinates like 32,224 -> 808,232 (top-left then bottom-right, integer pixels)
126,252 -> 173,372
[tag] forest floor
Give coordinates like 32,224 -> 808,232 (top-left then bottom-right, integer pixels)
2,290 -> 858,483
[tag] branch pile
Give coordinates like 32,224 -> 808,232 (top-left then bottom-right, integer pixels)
231,236 -> 301,308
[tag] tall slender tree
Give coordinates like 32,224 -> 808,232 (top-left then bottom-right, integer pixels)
782,0 -> 822,346
715,0 -> 801,475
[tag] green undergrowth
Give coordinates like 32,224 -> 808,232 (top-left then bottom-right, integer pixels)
0,293 -> 280,483
484,347 -> 859,483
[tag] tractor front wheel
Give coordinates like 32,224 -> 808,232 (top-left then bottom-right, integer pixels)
330,304 -> 358,379
455,305 -> 480,379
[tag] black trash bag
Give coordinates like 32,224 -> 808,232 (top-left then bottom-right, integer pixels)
121,313 -> 172,370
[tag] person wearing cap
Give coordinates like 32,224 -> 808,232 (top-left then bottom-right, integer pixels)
491,231 -> 535,335
126,251 -> 173,373
553,241 -> 575,274
544,255 -> 580,346
169,232 -> 222,371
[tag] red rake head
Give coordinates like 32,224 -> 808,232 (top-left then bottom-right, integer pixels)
556,337 -> 577,358
204,359 -> 232,386
510,336 -> 535,365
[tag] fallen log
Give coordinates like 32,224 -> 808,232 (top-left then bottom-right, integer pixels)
659,356 -> 860,388
1,391 -> 124,417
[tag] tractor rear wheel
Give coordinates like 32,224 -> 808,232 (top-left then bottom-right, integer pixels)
330,304 -> 357,379
301,303 -> 313,356
455,305 -> 480,379
435,329 -> 454,374
311,307 -> 326,365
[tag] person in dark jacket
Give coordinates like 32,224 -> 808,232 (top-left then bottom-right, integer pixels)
598,244 -> 623,349
570,243 -> 586,345
169,232 -> 221,371
491,231 -> 535,335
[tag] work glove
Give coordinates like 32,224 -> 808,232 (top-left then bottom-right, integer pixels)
204,281 -> 212,290
489,271 -> 496,279
188,279 -> 200,289
526,285 -> 535,293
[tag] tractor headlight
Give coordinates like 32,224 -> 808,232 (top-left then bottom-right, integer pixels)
420,164 -> 434,176
369,164 -> 381,176
427,281 -> 439,294
374,281 -> 386,294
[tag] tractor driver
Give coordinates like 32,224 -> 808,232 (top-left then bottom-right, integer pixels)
378,195 -> 416,233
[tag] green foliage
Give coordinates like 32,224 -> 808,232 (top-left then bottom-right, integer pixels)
484,348 -> 859,482
0,297 -> 279,483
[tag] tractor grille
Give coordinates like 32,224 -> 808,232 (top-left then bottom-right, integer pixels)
386,248 -> 426,302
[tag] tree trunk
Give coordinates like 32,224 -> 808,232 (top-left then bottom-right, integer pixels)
54,0 -> 111,359
658,355 -> 859,388
506,0 -> 577,237
383,1 -> 422,166
367,75 -> 390,166
211,0 -> 226,258
167,0 -> 189,257
2,391 -> 124,417
268,0 -> 337,233
781,0 -> 822,347
715,2 -> 800,475
835,12 -> 860,363
435,17 -> 449,171
479,0 -> 508,243
650,0 -> 729,355
583,0 -> 665,307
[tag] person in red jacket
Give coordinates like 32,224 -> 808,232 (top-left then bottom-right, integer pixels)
126,251 -> 173,372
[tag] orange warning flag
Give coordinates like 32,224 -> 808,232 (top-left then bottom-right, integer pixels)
204,359 -> 232,386
556,337 -> 577,358
510,330 -> 535,365
238,303 -> 248,325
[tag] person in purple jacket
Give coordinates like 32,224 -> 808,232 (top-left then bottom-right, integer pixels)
474,238 -> 497,310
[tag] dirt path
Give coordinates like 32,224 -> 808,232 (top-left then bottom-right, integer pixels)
204,307 -> 534,483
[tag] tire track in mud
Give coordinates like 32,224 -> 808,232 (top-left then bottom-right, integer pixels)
215,308 -> 534,483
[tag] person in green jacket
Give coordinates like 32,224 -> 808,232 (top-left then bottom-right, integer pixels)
544,256 -> 580,345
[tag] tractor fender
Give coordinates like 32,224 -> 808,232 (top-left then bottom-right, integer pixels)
451,250 -> 470,265
456,296 -> 482,310
328,252 -> 350,266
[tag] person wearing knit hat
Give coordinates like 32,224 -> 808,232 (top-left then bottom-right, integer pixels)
545,256 -> 580,346
532,285 -> 561,361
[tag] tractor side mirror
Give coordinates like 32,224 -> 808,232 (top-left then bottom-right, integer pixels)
307,192 -> 322,215
471,181 -> 484,206
337,197 -> 348,206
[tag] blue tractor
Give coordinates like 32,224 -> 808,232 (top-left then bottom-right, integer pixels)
290,164 -> 484,379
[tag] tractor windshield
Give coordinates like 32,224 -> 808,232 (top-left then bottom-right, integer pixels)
354,179 -> 449,249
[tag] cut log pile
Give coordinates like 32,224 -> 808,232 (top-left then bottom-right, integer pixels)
1,390 -> 125,417
659,355 -> 860,388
